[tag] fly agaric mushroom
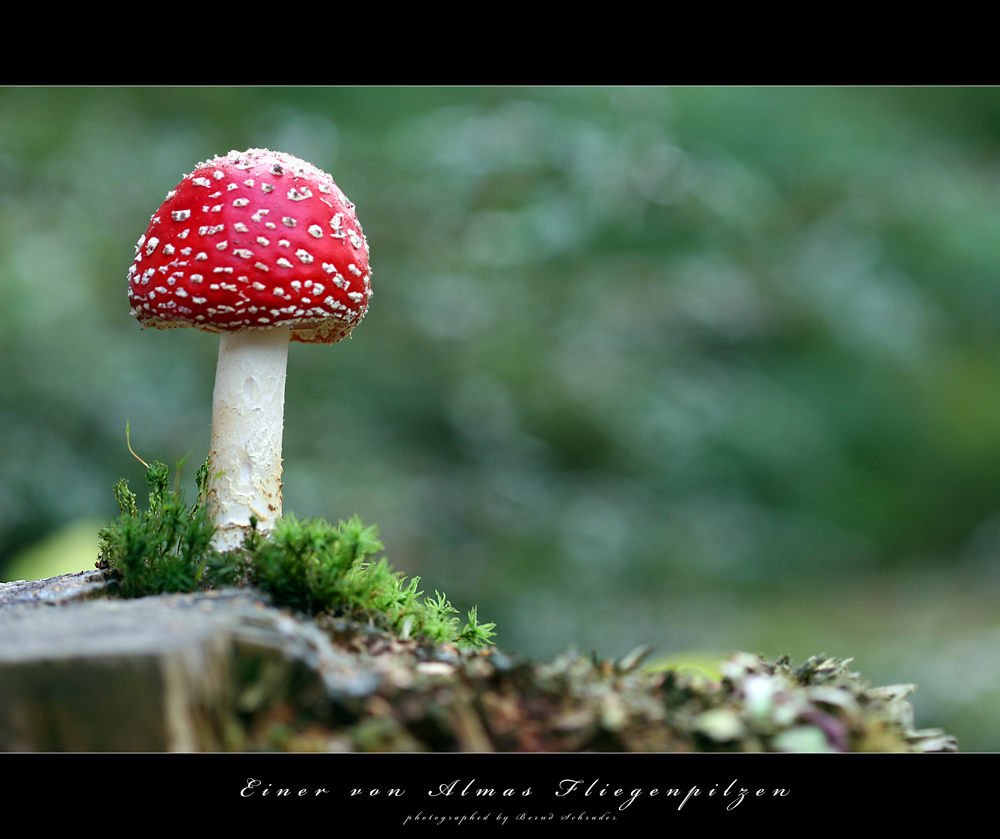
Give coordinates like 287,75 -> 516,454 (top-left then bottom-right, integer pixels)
128,148 -> 372,550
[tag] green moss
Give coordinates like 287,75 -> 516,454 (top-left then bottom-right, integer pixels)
97,459 -> 495,649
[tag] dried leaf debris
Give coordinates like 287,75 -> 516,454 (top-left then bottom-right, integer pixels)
242,618 -> 957,753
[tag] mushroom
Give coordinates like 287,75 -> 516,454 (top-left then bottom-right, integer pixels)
128,148 -> 372,550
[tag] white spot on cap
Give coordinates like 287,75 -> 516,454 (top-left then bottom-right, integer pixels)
193,297 -> 207,304
172,209 -> 191,222
348,264 -> 362,276
287,186 -> 312,201
196,252 -> 208,261
145,237 -> 159,255
234,249 -> 253,258
296,249 -> 314,264
216,241 -> 228,250
308,224 -> 323,238
254,262 -> 269,272
191,274 -> 204,283
234,222 -> 249,232
282,217 -> 297,228
233,198 -> 249,207
251,209 -> 270,222
256,236 -> 270,246
192,177 -> 212,187
276,257 -> 293,269
262,183 -> 275,193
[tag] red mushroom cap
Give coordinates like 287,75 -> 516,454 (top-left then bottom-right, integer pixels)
128,148 -> 372,344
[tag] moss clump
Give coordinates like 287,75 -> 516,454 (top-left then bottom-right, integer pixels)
97,459 -> 495,649
96,458 -> 221,597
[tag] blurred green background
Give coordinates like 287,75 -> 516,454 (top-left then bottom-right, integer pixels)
3,86 -> 1000,748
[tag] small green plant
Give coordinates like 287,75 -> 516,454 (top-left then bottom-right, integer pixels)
98,459 -> 495,648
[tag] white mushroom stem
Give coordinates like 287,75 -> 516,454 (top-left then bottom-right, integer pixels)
207,326 -> 291,551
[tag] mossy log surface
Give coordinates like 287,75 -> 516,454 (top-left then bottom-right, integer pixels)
0,571 -> 956,752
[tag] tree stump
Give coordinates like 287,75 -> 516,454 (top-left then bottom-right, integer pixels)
0,570 -> 957,752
